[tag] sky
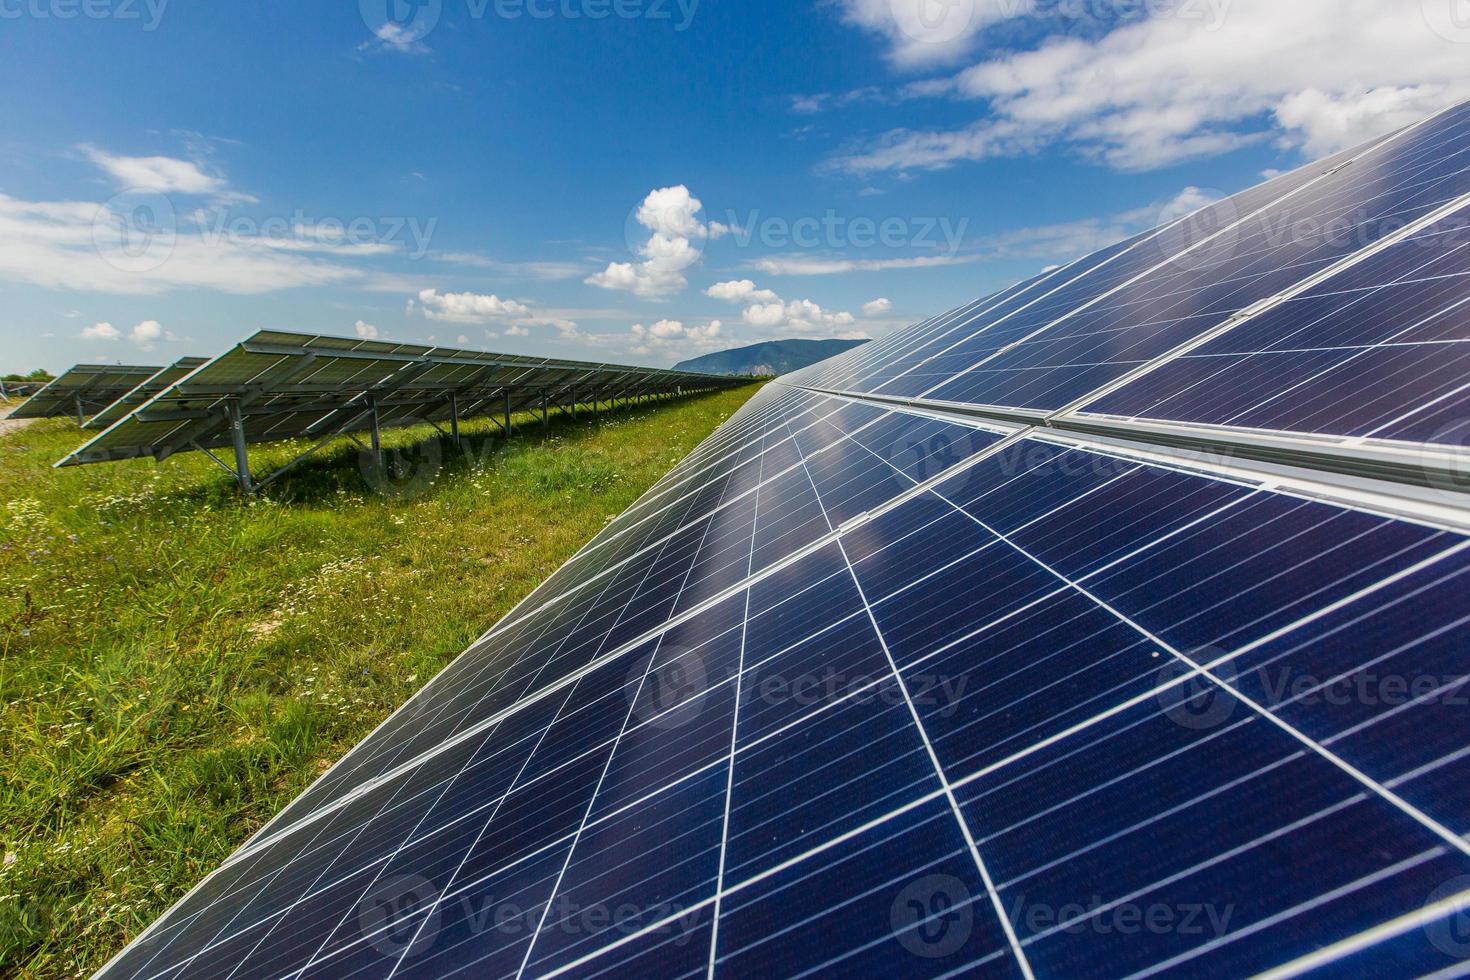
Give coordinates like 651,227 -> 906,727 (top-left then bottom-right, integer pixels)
2,0 -> 1469,371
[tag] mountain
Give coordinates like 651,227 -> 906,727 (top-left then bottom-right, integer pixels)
674,339 -> 868,377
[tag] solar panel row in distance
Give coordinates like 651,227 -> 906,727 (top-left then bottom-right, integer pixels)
56,330 -> 740,476
11,363 -> 163,422
94,101 -> 1470,980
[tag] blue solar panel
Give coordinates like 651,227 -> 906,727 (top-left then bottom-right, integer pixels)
1085,208 -> 1470,445
97,102 -> 1470,980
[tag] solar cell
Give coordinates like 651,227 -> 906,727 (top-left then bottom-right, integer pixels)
96,101 -> 1470,980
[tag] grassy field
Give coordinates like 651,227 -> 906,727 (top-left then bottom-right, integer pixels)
0,384 -> 760,979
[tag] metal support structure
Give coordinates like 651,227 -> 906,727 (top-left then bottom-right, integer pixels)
541,392 -> 549,429
367,395 -> 383,471
226,398 -> 254,493
570,388 -> 577,421
449,391 -> 461,448
504,389 -> 512,437
75,392 -> 86,426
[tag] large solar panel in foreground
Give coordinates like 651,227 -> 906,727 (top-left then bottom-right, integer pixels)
98,102 -> 1470,979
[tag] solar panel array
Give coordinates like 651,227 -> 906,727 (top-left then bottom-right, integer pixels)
55,331 -> 739,478
84,357 -> 211,430
98,102 -> 1470,979
11,363 -> 164,422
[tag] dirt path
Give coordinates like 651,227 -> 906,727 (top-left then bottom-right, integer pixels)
0,401 -> 38,438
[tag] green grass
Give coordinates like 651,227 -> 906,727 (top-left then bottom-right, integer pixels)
0,384 -> 760,979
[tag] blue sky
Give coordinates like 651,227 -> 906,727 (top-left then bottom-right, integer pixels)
2,0 -> 1467,371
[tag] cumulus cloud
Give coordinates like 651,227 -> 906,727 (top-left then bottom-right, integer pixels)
628,318 -> 724,355
863,298 -> 893,317
586,186 -> 727,299
706,280 -> 780,304
80,319 -> 176,349
129,319 -> 168,348
413,288 -> 531,323
81,322 -> 121,341
830,0 -> 1470,173
707,280 -> 861,337
354,320 -> 381,339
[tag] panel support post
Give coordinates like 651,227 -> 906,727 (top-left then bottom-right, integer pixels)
570,388 -> 577,421
367,394 -> 383,472
541,391 -> 549,429
226,398 -> 254,494
504,389 -> 512,437
75,392 -> 86,426
449,391 -> 461,448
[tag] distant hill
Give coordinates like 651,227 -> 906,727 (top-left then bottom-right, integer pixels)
674,339 -> 868,377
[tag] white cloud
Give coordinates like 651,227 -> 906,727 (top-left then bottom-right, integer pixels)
706,280 -> 779,304
354,320 -> 381,339
834,0 -> 1024,69
81,322 -> 120,341
413,288 -> 531,323
707,279 -> 861,338
832,0 -> 1470,173
629,318 -> 724,353
863,298 -> 893,317
586,186 -> 726,299
368,22 -> 430,54
80,319 -> 175,349
129,319 -> 167,348
80,145 -> 231,196
505,325 -> 530,337
0,192 -> 414,296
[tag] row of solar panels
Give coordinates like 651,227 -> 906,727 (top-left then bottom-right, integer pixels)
15,332 -> 742,487
98,101 -> 1470,978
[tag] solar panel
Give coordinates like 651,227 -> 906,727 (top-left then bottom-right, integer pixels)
56,331 -> 740,490
84,357 -> 210,430
10,363 -> 163,422
97,101 -> 1470,979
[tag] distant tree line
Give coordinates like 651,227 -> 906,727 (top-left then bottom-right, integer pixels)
3,369 -> 54,382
